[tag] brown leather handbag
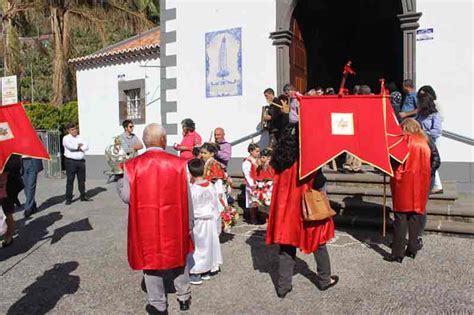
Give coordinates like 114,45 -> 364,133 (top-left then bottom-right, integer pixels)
302,189 -> 336,221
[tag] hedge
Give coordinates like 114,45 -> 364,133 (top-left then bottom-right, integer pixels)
24,101 -> 78,132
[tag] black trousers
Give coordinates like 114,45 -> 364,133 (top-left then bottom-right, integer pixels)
391,212 -> 423,258
65,158 -> 86,200
277,244 -> 331,294
22,159 -> 39,211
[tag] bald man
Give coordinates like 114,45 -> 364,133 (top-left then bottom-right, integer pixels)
214,127 -> 232,168
117,123 -> 193,314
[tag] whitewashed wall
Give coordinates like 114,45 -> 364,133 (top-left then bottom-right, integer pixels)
76,58 -> 161,155
170,0 -> 277,157
417,0 -> 474,162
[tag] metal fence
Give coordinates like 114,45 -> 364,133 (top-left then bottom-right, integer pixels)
36,129 -> 63,179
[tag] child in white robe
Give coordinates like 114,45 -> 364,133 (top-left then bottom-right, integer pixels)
187,158 -> 223,285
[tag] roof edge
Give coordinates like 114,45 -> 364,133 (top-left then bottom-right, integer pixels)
69,44 -> 160,67
95,26 -> 160,55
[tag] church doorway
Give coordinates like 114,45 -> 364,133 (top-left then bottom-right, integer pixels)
290,18 -> 307,93
291,0 -> 404,93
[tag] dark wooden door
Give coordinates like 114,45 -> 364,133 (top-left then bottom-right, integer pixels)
290,18 -> 307,93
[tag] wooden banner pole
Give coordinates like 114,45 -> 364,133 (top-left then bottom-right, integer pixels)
382,174 -> 387,237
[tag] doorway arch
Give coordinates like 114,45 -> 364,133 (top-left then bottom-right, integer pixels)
270,0 -> 422,93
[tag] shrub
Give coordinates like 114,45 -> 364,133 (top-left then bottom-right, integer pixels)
59,101 -> 79,131
24,101 -> 78,132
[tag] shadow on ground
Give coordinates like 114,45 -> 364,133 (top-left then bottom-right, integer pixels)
0,214 -> 93,263
0,212 -> 63,262
51,218 -> 93,245
331,193 -> 393,258
220,231 -> 235,244
36,186 -> 107,210
338,226 -> 392,258
7,261 -> 80,315
245,230 -> 327,292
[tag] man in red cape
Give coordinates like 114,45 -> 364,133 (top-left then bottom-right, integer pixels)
117,123 -> 193,314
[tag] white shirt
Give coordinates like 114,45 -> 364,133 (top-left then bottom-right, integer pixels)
190,181 -> 219,220
63,134 -> 89,160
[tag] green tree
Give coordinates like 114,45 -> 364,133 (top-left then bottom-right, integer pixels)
20,42 -> 53,102
5,1 -> 159,105
45,0 -> 157,106
1,0 -> 24,76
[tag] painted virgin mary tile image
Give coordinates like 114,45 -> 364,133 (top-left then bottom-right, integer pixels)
205,27 -> 242,98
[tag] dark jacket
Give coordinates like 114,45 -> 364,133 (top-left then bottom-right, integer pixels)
427,138 -> 441,176
1,155 -> 24,213
312,169 -> 327,191
5,155 -> 24,197
268,97 -> 289,137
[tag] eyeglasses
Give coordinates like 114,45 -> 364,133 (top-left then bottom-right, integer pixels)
128,125 -> 134,129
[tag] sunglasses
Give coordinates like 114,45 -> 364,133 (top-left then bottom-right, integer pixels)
128,125 -> 134,128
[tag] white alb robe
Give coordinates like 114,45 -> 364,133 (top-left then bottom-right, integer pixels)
242,158 -> 257,208
188,181 -> 223,274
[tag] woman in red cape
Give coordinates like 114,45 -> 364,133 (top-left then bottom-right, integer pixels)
265,124 -> 338,298
385,118 -> 437,263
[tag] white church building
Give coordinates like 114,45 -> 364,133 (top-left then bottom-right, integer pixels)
72,1 -> 473,183
159,0 -> 473,183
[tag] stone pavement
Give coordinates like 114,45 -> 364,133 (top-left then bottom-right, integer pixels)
1,177 -> 473,315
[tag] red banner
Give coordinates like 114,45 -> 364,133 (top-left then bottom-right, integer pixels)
0,103 -> 50,172
299,95 -> 408,179
385,98 -> 409,163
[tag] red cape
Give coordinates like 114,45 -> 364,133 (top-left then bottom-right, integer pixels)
390,134 -> 431,214
125,150 -> 193,270
266,163 -> 335,254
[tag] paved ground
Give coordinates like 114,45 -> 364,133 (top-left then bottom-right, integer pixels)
1,177 -> 473,315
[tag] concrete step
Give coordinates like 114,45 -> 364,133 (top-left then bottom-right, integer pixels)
328,195 -> 470,216
229,172 -> 458,201
326,184 -> 458,201
228,169 -> 472,234
329,198 -> 473,224
334,215 -> 474,235
325,169 -> 389,184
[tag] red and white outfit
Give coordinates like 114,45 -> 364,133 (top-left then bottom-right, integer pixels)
242,156 -> 258,208
204,157 -> 228,234
256,163 -> 275,206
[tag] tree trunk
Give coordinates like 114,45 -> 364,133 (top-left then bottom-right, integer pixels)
2,0 -> 21,77
50,4 -> 71,107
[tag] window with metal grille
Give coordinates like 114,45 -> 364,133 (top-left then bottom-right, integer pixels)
125,88 -> 141,120
118,79 -> 145,125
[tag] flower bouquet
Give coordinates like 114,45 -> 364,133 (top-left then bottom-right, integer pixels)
221,205 -> 239,233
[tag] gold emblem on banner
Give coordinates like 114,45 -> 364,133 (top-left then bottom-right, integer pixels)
331,113 -> 354,135
0,122 -> 14,141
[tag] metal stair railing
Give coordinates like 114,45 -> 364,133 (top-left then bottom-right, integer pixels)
442,130 -> 474,146
229,130 -> 263,147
